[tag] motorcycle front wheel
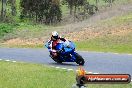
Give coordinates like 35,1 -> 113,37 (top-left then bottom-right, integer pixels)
75,53 -> 85,65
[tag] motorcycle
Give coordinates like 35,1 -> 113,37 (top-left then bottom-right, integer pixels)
45,40 -> 85,65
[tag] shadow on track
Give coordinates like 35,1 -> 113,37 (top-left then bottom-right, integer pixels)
49,62 -> 79,66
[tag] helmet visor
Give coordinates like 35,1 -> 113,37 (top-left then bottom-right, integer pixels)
52,35 -> 59,40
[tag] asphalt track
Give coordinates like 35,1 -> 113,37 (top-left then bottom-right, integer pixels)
0,48 -> 132,76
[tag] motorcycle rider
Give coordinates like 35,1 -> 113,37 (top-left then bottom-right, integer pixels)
47,31 -> 70,58
45,31 -> 85,65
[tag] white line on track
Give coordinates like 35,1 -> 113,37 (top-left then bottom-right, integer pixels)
62,68 -> 67,70
56,67 -> 60,69
67,69 -> 73,71
5,60 -> 10,62
12,61 -> 16,63
51,66 -> 55,68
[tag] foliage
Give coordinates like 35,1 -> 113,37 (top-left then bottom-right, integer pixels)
0,23 -> 17,38
0,0 -> 17,22
62,0 -> 85,14
62,0 -> 98,17
20,0 -> 62,24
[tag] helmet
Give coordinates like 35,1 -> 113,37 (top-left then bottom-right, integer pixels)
51,31 -> 59,41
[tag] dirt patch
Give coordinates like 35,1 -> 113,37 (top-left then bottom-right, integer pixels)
65,24 -> 132,41
3,38 -> 43,46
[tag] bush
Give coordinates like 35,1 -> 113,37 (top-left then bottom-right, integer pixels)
0,23 -> 17,38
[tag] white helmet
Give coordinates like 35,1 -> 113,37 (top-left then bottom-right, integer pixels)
51,31 -> 59,40
52,31 -> 58,36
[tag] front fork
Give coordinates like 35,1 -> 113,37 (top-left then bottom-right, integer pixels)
71,52 -> 77,61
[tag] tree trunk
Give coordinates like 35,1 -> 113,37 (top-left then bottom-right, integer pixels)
74,5 -> 77,22
110,0 -> 112,7
11,0 -> 17,16
1,0 -> 4,21
1,0 -> 6,21
109,0 -> 112,7
95,0 -> 98,8
70,5 -> 73,15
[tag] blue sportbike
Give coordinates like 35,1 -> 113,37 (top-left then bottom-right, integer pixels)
45,41 -> 85,65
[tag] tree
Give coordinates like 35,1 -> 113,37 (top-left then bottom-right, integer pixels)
103,0 -> 115,7
7,0 -> 17,16
11,0 -> 17,16
63,0 -> 86,15
95,0 -> 99,7
63,0 -> 98,21
1,0 -> 7,21
20,0 -> 62,24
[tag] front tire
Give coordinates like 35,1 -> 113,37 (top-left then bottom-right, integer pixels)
75,53 -> 85,65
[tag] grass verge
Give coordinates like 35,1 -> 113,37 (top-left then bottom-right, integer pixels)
0,61 -> 132,88
76,33 -> 132,54
0,61 -> 75,88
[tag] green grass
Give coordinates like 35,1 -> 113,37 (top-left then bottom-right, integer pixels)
0,22 -> 54,40
16,22 -> 54,31
100,13 -> 132,26
0,61 -> 75,88
76,32 -> 132,53
0,61 -> 132,88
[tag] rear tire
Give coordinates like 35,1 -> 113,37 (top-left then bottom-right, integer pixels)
75,53 -> 85,65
